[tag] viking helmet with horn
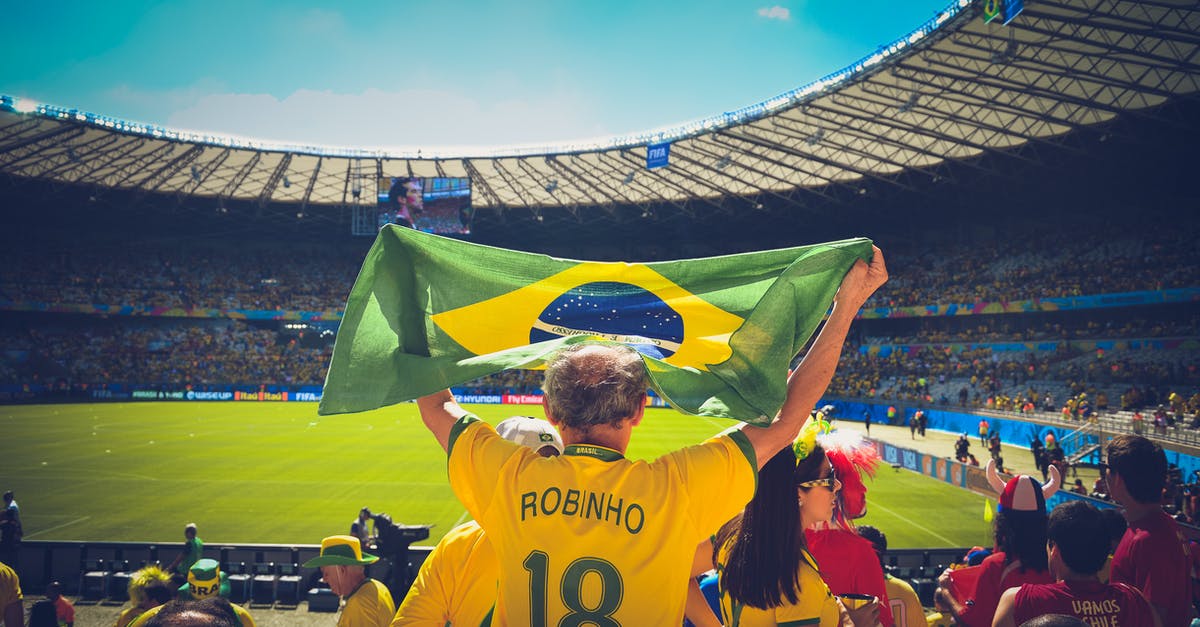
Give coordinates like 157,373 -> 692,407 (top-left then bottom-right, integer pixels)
986,458 -> 1060,513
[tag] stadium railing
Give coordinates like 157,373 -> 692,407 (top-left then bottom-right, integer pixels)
13,539 -> 969,605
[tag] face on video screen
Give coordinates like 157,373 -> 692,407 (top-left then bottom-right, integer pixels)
379,176 -> 473,235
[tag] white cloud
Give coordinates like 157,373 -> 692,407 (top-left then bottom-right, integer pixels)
149,85 -> 608,154
756,6 -> 791,21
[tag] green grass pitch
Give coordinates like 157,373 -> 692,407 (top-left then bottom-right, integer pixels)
2,402 -> 991,549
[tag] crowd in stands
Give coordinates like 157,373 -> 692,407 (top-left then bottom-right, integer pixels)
0,241 -> 364,312
861,229 -> 1200,308
0,321 -> 331,388
0,226 -> 1197,314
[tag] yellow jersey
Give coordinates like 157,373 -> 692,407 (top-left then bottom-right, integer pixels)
884,574 -> 927,627
715,543 -> 839,627
447,415 -> 757,625
340,578 -> 395,627
392,520 -> 496,626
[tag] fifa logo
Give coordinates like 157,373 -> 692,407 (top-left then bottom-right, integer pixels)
648,146 -> 667,160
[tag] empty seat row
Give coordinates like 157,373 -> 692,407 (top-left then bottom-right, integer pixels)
78,559 -> 306,607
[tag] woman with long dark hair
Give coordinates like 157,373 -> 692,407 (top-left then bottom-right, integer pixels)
707,424 -> 881,626
934,461 -> 1059,627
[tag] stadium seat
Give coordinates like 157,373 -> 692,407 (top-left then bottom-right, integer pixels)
250,562 -> 277,605
107,560 -> 132,602
79,558 -> 108,601
225,562 -> 251,604
275,562 -> 303,605
910,567 -> 937,607
307,586 -> 340,612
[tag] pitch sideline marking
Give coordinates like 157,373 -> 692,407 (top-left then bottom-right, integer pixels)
24,516 -> 92,540
451,509 -> 471,529
865,500 -> 958,546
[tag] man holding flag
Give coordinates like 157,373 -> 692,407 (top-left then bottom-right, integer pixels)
411,243 -> 887,623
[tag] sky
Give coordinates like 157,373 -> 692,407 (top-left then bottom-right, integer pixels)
2,0 -> 954,153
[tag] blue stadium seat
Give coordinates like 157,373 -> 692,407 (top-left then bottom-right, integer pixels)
107,560 -> 132,602
306,587 -> 340,612
225,562 -> 251,604
275,562 -> 302,606
250,562 -> 277,605
79,558 -> 108,601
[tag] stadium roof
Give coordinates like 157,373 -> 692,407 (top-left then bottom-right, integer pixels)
1,0 -> 1197,219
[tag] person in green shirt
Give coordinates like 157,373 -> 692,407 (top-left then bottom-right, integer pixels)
166,523 -> 203,584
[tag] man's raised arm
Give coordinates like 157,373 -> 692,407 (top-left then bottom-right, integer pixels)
417,389 -> 471,453
740,245 -> 888,468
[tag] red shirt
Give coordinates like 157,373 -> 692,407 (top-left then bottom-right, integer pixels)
805,528 -> 895,627
957,551 -> 1054,627
1111,509 -> 1193,626
1012,580 -> 1155,626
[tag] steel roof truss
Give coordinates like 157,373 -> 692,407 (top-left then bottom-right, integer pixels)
490,159 -> 538,209
301,157 -> 323,210
775,104 -> 992,177
820,90 -> 1033,165
259,153 -> 292,206
542,156 -> 612,211
614,150 -> 726,214
1022,4 -> 1200,51
911,53 -> 1173,127
683,137 -> 813,205
135,144 -> 206,196
586,152 -> 692,216
717,127 -> 911,192
182,148 -> 231,197
460,159 -> 502,209
0,125 -> 86,161
756,116 -> 939,181
882,66 -> 1091,149
218,151 -> 262,200
108,141 -> 177,188
514,157 -> 570,208
28,133 -> 124,179
53,135 -> 145,183
986,16 -> 1198,84
950,26 -> 1194,105
637,147 -> 740,207
563,154 -> 664,215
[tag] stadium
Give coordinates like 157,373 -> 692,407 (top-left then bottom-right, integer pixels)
2,0 -> 1198,624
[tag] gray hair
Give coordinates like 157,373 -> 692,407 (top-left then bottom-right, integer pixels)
543,343 -> 647,432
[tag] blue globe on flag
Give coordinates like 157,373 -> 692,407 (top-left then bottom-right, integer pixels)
530,281 -> 684,359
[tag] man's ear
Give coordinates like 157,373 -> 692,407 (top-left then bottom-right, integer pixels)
543,397 -> 559,427
627,396 -> 647,427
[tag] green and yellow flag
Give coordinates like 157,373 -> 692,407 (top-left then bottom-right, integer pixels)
319,226 -> 872,424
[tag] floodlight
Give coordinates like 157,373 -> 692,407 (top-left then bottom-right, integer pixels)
13,98 -> 39,114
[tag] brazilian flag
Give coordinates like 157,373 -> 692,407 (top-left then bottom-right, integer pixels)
319,226 -> 873,424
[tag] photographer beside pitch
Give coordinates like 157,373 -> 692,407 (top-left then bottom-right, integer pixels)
416,246 -> 887,623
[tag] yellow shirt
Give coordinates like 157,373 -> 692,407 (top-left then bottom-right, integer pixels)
883,574 -> 927,627
716,544 -> 840,627
0,562 -> 20,620
393,520 -> 496,626
115,606 -> 145,627
340,578 -> 395,627
447,415 -> 757,625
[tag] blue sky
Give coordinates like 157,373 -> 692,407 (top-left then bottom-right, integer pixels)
3,0 -> 953,151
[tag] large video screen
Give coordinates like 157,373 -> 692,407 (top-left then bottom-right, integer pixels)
378,176 -> 473,235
